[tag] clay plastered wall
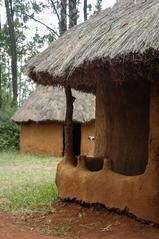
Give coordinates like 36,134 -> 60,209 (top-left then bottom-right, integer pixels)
56,81 -> 159,223
20,121 -> 63,157
80,121 -> 95,156
95,78 -> 150,176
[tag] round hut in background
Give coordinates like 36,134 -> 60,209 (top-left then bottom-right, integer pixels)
23,0 -> 159,224
12,86 -> 95,157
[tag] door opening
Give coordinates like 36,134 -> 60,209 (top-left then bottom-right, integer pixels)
73,123 -> 81,156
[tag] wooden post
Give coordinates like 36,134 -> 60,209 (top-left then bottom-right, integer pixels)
63,0 -> 77,163
64,86 -> 75,162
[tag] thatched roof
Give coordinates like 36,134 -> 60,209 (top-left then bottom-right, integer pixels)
24,0 -> 159,93
12,86 -> 95,123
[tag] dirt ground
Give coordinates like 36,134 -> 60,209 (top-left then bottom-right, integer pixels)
0,201 -> 159,239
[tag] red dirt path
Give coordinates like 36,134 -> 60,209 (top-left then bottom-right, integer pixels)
0,201 -> 159,239
0,213 -> 65,239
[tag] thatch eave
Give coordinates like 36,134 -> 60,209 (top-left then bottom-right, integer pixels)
24,0 -> 159,92
14,118 -> 95,125
27,48 -> 159,94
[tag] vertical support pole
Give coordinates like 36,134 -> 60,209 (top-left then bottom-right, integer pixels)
64,86 -> 75,163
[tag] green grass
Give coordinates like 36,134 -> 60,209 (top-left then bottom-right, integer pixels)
0,151 -> 59,214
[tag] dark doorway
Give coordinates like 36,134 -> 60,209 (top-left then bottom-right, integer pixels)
73,123 -> 81,156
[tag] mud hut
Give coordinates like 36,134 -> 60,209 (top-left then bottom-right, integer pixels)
24,0 -> 159,223
12,86 -> 95,157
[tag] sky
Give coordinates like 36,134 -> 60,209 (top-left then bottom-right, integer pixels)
39,0 -> 117,38
78,0 -> 116,23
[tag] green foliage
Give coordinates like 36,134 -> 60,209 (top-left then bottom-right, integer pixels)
0,106 -> 19,151
25,28 -> 54,62
1,0 -> 55,108
95,0 -> 103,12
87,4 -> 92,12
13,0 -> 48,19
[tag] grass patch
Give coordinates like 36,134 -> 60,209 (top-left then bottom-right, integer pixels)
0,151 -> 59,214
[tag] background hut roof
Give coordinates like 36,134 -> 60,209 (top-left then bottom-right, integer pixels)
12,86 -> 95,123
25,0 -> 159,92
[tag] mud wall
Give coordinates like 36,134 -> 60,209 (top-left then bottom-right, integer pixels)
20,121 -> 63,157
56,80 -> 159,224
56,80 -> 159,223
149,80 -> 159,166
95,78 -> 150,176
80,121 -> 95,156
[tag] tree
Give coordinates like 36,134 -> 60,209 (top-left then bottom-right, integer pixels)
4,0 -> 18,105
59,0 -> 67,35
64,0 -> 78,160
0,17 -> 2,109
69,0 -> 78,28
2,0 -> 58,109
14,0 -> 59,38
83,0 -> 88,21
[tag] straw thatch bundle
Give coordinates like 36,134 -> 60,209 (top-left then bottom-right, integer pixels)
24,0 -> 159,93
12,86 -> 95,123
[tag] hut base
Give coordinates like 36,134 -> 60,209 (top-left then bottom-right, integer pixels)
56,156 -> 159,224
